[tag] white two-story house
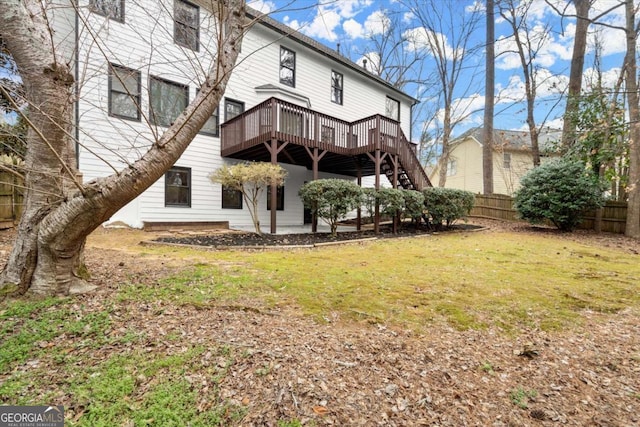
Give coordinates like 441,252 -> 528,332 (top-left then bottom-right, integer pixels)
53,0 -> 430,231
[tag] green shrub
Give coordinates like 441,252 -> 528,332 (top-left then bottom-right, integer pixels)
298,179 -> 363,236
422,187 -> 474,228
376,188 -> 405,217
400,189 -> 425,226
514,159 -> 605,231
361,188 -> 377,223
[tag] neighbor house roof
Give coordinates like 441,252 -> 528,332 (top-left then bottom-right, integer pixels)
455,127 -> 561,152
246,7 -> 419,105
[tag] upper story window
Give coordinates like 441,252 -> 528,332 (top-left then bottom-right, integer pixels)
446,159 -> 457,176
331,71 -> 343,105
149,76 -> 189,127
385,96 -> 400,121
279,47 -> 296,87
90,0 -> 124,22
165,166 -> 191,207
196,88 -> 219,137
503,152 -> 511,169
174,0 -> 199,51
224,98 -> 245,121
108,64 -> 140,121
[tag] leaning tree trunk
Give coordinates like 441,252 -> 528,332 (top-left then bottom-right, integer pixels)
624,0 -> 640,238
0,0 -> 246,295
560,0 -> 590,150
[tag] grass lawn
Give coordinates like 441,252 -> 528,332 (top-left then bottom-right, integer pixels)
1,228 -> 638,425
126,230 -> 640,332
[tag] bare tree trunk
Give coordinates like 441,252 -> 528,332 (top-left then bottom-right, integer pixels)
437,108 -> 452,187
483,0 -> 495,195
624,0 -> 640,238
0,0 -> 246,295
561,0 -> 590,150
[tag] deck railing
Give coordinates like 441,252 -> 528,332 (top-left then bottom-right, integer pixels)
221,97 -> 431,189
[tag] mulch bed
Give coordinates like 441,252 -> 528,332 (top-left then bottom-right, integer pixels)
154,223 -> 484,248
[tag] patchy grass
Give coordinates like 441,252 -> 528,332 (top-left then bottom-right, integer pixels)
1,227 -> 638,425
0,298 -> 247,426
131,231 -> 640,332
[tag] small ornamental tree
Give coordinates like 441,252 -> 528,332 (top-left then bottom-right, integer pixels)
210,162 -> 287,235
400,189 -> 425,227
514,159 -> 605,231
423,187 -> 474,229
298,179 -> 363,236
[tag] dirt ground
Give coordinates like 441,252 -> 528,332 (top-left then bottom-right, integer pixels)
1,219 -> 639,426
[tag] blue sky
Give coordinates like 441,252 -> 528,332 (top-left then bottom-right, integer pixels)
247,0 -> 630,141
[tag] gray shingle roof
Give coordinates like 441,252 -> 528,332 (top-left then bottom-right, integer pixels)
246,6 -> 418,104
458,127 -> 561,152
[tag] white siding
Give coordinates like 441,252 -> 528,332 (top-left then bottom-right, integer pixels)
70,1 -> 416,228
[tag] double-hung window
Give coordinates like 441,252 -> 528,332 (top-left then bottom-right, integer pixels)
108,64 -> 140,120
224,98 -> 244,121
331,71 -> 343,105
222,186 -> 243,209
279,47 -> 296,87
90,0 -> 124,22
149,76 -> 188,127
385,96 -> 400,121
197,88 -> 219,137
174,0 -> 199,51
503,152 -> 511,169
165,166 -> 191,207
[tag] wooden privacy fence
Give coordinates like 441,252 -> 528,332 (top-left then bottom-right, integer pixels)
471,194 -> 628,234
0,170 -> 23,229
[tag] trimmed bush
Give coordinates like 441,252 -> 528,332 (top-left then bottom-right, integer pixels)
514,159 -> 605,231
376,188 -> 405,217
298,179 -> 363,236
423,187 -> 474,228
400,189 -> 425,226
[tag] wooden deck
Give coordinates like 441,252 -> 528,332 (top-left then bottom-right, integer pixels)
221,97 -> 432,191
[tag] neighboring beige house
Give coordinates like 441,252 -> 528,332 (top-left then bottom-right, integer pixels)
430,127 -> 561,195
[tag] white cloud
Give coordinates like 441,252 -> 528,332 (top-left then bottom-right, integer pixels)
247,0 -> 276,14
465,1 -> 485,13
583,67 -> 623,91
403,27 -> 462,60
287,0 -> 375,42
363,10 -> 389,36
297,8 -> 343,42
343,18 -> 364,39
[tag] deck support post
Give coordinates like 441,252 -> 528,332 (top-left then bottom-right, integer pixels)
374,148 -> 381,234
270,139 -> 278,234
265,139 -> 289,234
305,146 -> 327,233
356,166 -> 362,231
392,154 -> 399,234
